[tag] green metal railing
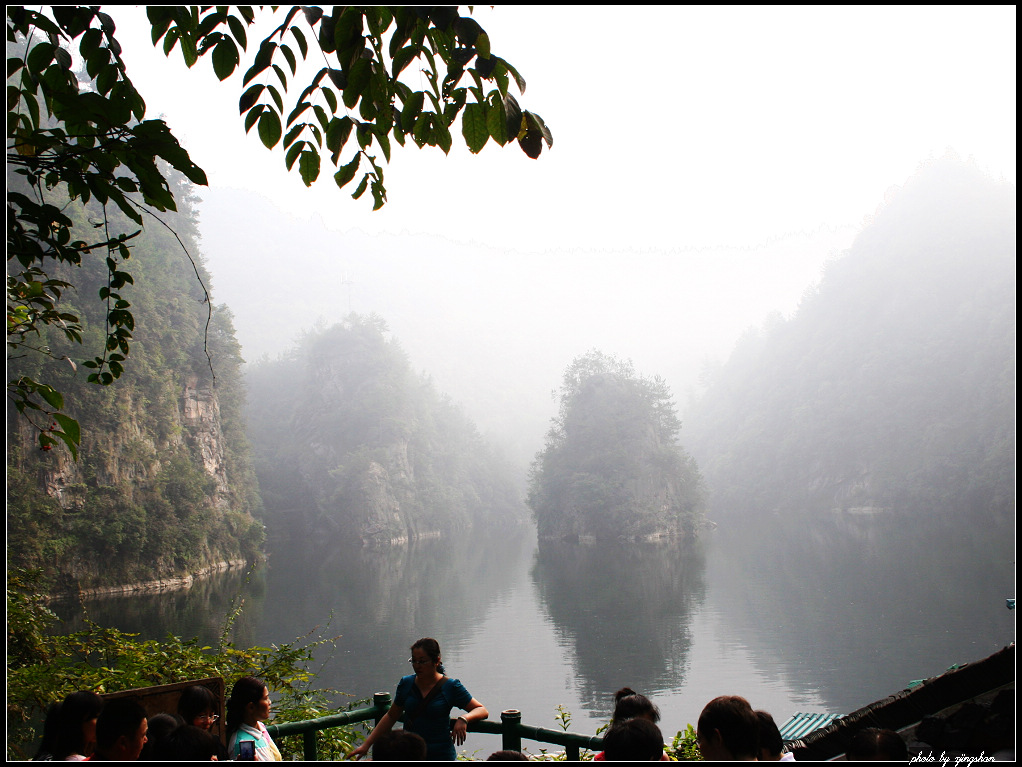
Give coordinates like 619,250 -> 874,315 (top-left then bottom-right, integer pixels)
267,693 -> 604,761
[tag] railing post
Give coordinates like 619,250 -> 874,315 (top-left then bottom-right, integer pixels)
303,730 -> 318,762
373,691 -> 391,725
501,709 -> 522,753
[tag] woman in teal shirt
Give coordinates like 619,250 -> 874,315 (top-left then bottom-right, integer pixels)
348,638 -> 488,760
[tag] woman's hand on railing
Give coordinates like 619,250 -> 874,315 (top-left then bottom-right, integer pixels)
346,742 -> 370,760
452,716 -> 469,745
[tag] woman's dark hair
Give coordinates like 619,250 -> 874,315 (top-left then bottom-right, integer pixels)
33,701 -> 63,760
163,724 -> 227,760
226,676 -> 267,735
602,718 -> 665,761
755,710 -> 784,758
177,685 -> 218,725
138,713 -> 183,760
612,687 -> 661,724
373,730 -> 428,760
51,690 -> 104,760
697,695 -> 759,760
411,637 -> 445,674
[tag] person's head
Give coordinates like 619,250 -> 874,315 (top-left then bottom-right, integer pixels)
372,729 -> 428,760
755,710 -> 785,760
94,697 -> 148,761
163,724 -> 227,760
410,637 -> 444,675
612,687 -> 661,724
846,727 -> 908,760
52,690 -> 105,759
226,676 -> 270,733
486,750 -> 530,760
601,717 -> 665,761
138,712 -> 182,760
697,695 -> 759,760
177,685 -> 219,731
34,701 -> 63,759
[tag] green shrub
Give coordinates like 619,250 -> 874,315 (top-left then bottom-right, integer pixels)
6,569 -> 356,760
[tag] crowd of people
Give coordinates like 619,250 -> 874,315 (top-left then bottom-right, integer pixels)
33,638 -> 922,761
33,677 -> 278,762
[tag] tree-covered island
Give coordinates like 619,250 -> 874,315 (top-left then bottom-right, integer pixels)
529,351 -> 706,541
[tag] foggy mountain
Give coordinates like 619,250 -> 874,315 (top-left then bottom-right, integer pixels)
683,159 -> 1016,518
245,315 -> 529,543
196,191 -> 854,467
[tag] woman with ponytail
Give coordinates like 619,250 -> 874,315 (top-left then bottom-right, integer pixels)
348,637 -> 488,761
226,677 -> 281,761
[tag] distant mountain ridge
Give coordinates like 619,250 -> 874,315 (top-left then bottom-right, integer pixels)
684,159 -> 1016,517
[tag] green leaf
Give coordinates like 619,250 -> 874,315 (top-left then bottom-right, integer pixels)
239,83 -> 264,114
486,95 -> 506,145
283,122 -> 305,149
351,174 -> 369,199
290,25 -> 308,58
503,92 -> 522,140
476,32 -> 491,61
280,44 -> 296,75
518,128 -> 543,159
226,13 -> 248,50
53,413 -> 81,445
343,58 -> 371,109
27,42 -> 56,73
212,38 -> 239,81
326,116 -> 353,163
462,102 -> 488,154
257,110 -> 282,148
286,100 -> 312,127
333,152 -> 361,190
285,140 -> 306,170
298,149 -> 320,186
244,104 -> 264,133
36,385 -> 63,410
393,44 -> 419,79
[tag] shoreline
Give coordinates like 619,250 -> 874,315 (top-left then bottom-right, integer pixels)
42,558 -> 251,602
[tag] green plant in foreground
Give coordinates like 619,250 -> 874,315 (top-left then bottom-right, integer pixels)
669,723 -> 703,760
5,568 -> 358,760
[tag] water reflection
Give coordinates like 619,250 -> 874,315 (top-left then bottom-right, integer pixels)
49,511 -> 1013,736
703,512 -> 1016,713
531,537 -> 707,718
49,565 -> 265,647
254,524 -> 536,702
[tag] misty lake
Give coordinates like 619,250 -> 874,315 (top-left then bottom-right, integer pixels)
52,510 -> 1014,755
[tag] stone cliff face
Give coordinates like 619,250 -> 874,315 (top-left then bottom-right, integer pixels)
181,374 -> 232,509
7,371 -> 260,594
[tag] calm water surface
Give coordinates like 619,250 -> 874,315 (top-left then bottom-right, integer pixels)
54,511 -> 1015,756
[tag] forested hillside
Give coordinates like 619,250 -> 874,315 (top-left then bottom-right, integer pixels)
6,176 -> 264,591
529,351 -> 705,540
684,160 -> 1015,517
245,315 -> 529,543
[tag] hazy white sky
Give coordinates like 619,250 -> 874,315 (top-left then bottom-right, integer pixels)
107,5 -> 1016,253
